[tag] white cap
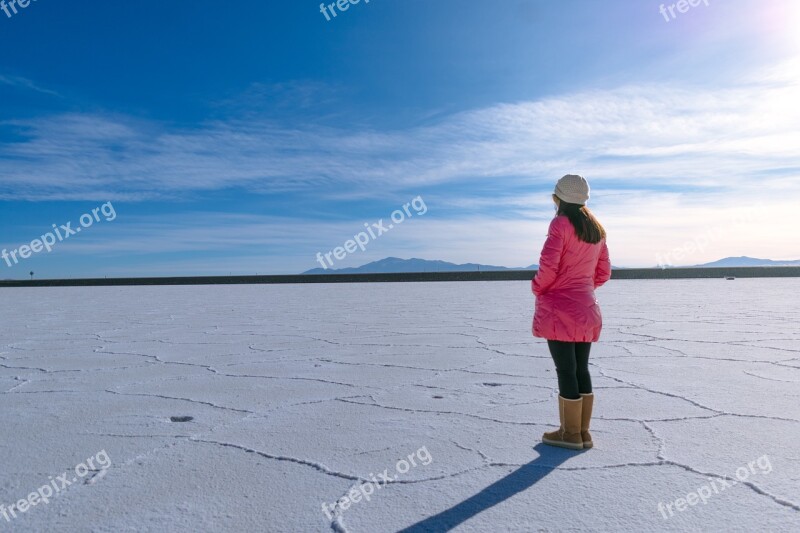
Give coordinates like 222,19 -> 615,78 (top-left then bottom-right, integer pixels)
554,174 -> 590,205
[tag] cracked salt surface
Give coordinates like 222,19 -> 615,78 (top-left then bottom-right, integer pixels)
0,279 -> 798,532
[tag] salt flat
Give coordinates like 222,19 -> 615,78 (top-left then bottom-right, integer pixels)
1,279 -> 799,532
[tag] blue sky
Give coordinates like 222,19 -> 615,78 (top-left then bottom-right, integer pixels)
1,0 -> 799,278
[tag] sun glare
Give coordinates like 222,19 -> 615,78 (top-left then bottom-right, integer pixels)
776,1 -> 800,52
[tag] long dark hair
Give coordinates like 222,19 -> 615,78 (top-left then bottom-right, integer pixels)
555,196 -> 606,244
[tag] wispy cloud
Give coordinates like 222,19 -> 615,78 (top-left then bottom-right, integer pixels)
2,64 -> 799,204
2,63 -> 800,270
0,74 -> 60,97
3,192 -> 796,275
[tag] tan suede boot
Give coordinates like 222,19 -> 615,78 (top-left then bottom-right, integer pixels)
542,396 -> 584,450
580,393 -> 594,449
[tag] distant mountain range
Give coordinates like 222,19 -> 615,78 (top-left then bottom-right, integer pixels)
687,256 -> 800,268
303,256 -> 800,274
303,257 -> 537,274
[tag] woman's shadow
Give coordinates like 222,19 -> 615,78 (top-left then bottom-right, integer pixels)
397,443 -> 581,532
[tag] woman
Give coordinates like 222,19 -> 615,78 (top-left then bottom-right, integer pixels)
533,174 -> 611,450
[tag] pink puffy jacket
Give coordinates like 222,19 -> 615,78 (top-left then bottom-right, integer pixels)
532,215 -> 611,342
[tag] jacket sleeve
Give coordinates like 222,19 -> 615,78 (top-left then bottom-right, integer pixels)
532,218 -> 564,297
594,240 -> 611,288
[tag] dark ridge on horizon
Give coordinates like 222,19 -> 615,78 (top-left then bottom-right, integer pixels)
4,257 -> 800,285
3,265 -> 800,288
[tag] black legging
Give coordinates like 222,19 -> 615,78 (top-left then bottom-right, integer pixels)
547,340 -> 592,400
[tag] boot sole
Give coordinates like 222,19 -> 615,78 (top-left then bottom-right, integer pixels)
583,442 -> 593,449
542,438 -> 584,450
